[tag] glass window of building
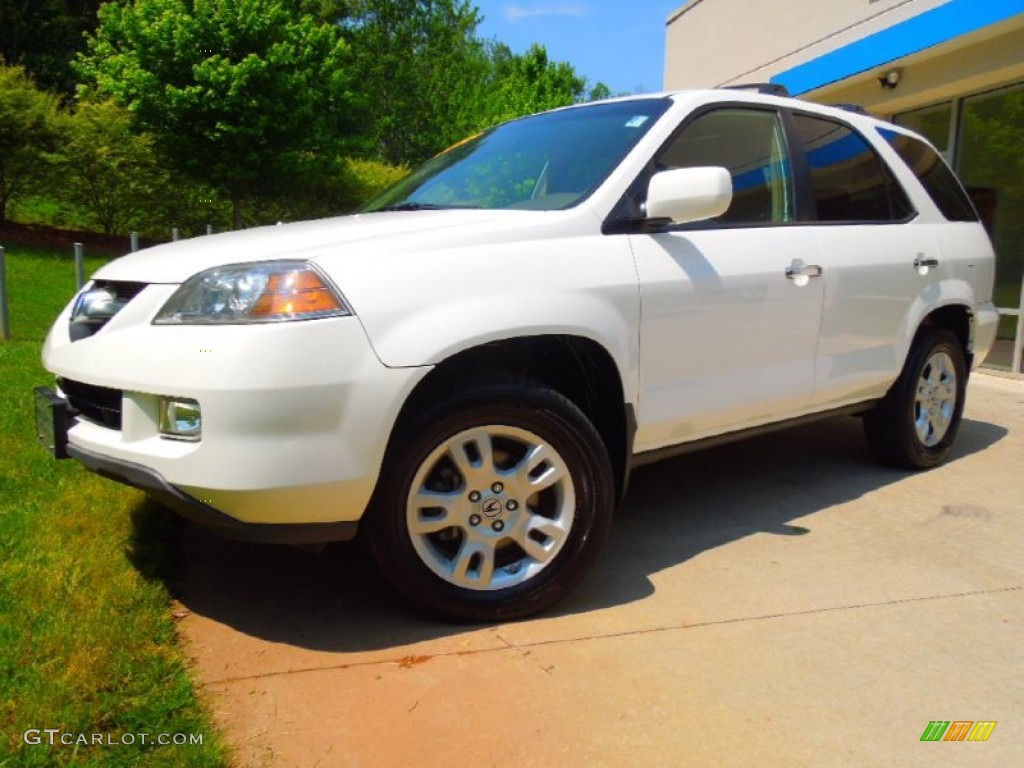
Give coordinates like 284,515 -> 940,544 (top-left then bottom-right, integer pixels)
956,84 -> 1024,370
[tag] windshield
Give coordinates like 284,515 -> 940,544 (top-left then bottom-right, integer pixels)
362,98 -> 672,213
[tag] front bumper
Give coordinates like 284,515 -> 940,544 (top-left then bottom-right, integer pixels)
68,443 -> 358,544
41,282 -> 429,531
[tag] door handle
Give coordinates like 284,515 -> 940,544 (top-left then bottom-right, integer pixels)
914,255 -> 939,271
785,261 -> 823,280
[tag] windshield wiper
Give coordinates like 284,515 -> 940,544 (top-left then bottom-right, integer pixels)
374,202 -> 482,212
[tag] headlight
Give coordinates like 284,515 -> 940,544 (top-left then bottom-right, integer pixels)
153,260 -> 351,325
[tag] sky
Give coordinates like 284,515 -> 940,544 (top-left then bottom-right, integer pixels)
472,1 -> 684,96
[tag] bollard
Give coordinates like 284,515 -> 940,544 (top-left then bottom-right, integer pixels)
74,243 -> 85,290
206,224 -> 214,236
131,232 -> 140,252
172,227 -> 180,242
0,246 -> 9,341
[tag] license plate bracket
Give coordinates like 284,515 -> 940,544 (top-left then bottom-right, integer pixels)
34,387 -> 73,459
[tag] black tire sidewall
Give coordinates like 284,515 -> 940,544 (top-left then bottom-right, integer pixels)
368,382 -> 614,621
869,329 -> 968,469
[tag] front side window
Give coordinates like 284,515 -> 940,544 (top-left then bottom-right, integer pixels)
655,108 -> 794,225
362,99 -> 672,212
793,114 -> 913,222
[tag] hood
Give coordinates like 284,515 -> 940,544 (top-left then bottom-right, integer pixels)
93,208 -> 594,284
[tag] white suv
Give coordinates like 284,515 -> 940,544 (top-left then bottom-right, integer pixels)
36,88 -> 997,620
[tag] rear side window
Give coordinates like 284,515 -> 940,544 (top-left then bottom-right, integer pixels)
793,114 -> 914,222
877,128 -> 979,222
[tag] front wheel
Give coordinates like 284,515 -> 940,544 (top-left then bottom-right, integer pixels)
367,380 -> 615,621
864,328 -> 968,469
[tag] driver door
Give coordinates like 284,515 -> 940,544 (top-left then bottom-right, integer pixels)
630,106 -> 825,452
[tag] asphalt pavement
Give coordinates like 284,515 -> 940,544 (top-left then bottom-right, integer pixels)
176,372 -> 1023,767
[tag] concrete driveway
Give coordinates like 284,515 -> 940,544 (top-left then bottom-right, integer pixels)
176,373 -> 1022,767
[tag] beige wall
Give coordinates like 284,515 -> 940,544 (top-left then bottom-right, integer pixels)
664,0 -> 950,89
808,17 -> 1024,117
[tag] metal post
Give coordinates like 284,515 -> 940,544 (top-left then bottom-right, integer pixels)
206,224 -> 214,236
74,243 -> 85,290
131,232 -> 140,252
1013,273 -> 1024,376
0,246 -> 10,341
172,227 -> 180,242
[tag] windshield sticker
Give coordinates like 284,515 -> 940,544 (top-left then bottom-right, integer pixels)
625,116 -> 650,129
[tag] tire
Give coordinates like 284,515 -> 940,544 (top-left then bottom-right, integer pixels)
864,328 -> 967,470
367,379 -> 615,622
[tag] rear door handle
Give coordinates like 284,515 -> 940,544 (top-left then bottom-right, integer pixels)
785,260 -> 823,280
914,255 -> 939,270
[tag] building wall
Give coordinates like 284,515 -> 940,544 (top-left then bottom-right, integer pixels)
799,18 -> 1024,114
665,0 -> 948,89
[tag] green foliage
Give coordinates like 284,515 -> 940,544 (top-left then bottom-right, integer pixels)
587,81 -> 613,102
343,157 -> 409,203
56,100 -> 171,235
340,0 -> 489,166
77,0 -> 354,227
0,64 -> 63,223
3,1 -> 594,235
244,154 -> 406,223
0,1 -> 102,94
482,42 -> 586,125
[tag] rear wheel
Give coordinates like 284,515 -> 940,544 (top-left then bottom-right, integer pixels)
368,380 -> 615,621
864,328 -> 967,469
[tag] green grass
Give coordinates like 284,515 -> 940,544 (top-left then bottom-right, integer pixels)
0,246 -> 226,766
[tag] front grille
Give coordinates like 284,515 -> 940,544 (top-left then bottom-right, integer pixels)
69,280 -> 148,341
58,377 -> 123,430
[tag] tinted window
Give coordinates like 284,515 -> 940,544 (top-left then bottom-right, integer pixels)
793,114 -> 913,222
877,128 -> 979,222
656,108 -> 794,225
363,99 -> 672,212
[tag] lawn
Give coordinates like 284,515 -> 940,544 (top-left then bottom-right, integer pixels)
0,245 -> 225,766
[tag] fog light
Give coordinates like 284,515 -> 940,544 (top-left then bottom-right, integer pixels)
159,398 -> 201,441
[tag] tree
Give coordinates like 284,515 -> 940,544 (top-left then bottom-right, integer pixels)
0,64 -> 63,224
0,1 -> 103,94
57,100 -> 172,235
483,43 -> 585,125
587,82 -> 613,102
77,0 -> 353,228
339,0 -> 489,166
335,3 -> 588,167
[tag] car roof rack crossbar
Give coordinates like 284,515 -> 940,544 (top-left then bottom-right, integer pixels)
829,103 -> 870,115
723,83 -> 790,97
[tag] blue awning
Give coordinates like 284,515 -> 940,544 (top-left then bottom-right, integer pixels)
771,0 -> 1024,95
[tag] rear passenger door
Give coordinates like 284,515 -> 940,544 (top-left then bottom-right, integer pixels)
630,106 -> 824,451
790,112 -> 938,408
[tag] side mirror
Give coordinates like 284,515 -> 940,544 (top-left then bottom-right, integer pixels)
646,167 -> 732,224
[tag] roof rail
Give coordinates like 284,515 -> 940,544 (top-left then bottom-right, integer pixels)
723,83 -> 790,97
829,103 -> 870,115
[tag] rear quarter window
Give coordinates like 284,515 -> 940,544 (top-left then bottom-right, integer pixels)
877,127 -> 979,222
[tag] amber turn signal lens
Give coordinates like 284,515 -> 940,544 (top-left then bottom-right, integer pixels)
251,270 -> 344,318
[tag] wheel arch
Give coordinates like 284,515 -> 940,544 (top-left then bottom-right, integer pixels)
383,334 -> 633,502
917,303 -> 973,368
